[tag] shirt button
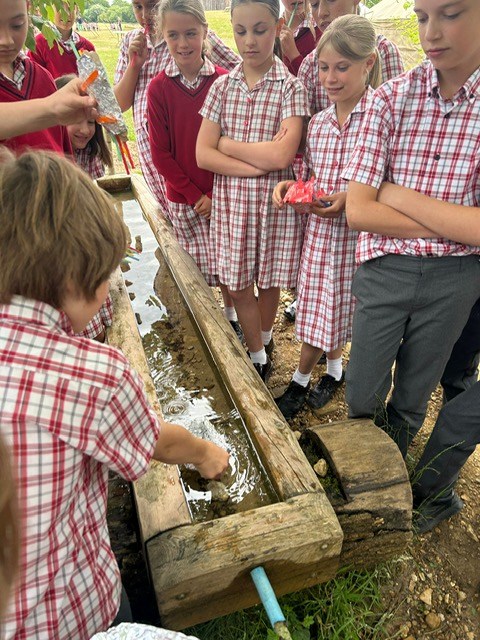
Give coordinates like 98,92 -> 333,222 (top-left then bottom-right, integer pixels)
434,153 -> 441,161
244,121 -> 248,126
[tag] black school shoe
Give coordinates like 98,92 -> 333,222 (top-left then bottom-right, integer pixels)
276,380 -> 309,420
413,491 -> 464,535
229,320 -> 244,343
253,356 -> 272,382
307,371 -> 345,410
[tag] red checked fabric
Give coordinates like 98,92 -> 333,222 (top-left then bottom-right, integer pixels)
115,30 -> 239,214
343,61 -> 480,264
78,296 -> 113,340
298,34 -> 404,114
1,297 -> 159,640
74,147 -> 106,180
200,57 -> 309,291
295,89 -> 373,351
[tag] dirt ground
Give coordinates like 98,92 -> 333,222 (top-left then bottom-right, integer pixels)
270,290 -> 480,640
109,154 -> 480,639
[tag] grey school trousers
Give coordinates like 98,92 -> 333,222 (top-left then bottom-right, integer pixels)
346,254 -> 480,457
412,380 -> 480,500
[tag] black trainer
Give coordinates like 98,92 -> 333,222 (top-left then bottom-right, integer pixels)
253,356 -> 272,382
307,371 -> 345,410
413,491 -> 464,534
265,337 -> 275,357
276,380 -> 309,420
283,299 -> 296,321
229,320 -> 244,343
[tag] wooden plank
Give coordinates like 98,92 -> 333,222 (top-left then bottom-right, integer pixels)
146,492 -> 343,630
130,174 -> 323,502
303,420 -> 412,569
97,174 -> 131,193
107,269 -> 191,544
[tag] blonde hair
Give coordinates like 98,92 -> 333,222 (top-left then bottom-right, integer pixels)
316,14 -> 382,89
0,149 -> 127,306
0,435 -> 18,620
157,0 -> 210,57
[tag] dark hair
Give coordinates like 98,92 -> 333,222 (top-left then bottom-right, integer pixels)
55,74 -> 113,169
0,149 -> 127,306
231,0 -> 282,59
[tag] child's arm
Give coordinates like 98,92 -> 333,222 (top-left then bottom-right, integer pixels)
378,182 -> 480,245
113,31 -> 148,112
0,81 -> 97,138
217,116 -> 304,172
152,419 -> 230,480
346,181 -> 440,238
196,118 -> 267,177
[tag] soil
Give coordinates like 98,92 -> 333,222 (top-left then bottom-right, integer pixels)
108,152 -> 480,639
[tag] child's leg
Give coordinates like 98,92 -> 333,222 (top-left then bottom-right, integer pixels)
257,286 -> 280,333
220,283 -> 244,342
228,284 -> 263,353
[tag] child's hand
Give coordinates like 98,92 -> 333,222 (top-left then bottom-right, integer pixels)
194,195 -> 212,219
129,32 -> 148,68
279,24 -> 300,62
310,191 -> 346,218
272,180 -> 295,208
194,441 -> 230,480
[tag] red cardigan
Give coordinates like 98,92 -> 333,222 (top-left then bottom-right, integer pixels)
28,33 -> 95,79
0,58 -> 72,155
284,26 -> 321,76
147,65 -> 228,206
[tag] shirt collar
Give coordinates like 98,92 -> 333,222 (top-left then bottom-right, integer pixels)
165,56 -> 216,78
427,59 -> 480,104
0,296 -> 74,335
230,55 -> 288,85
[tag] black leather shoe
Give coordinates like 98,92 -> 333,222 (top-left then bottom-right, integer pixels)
276,380 -> 309,420
265,337 -> 275,357
253,356 -> 272,382
413,491 -> 464,534
307,371 -> 345,410
229,320 -> 244,343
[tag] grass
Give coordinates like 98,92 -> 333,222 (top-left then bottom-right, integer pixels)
96,15 -> 395,640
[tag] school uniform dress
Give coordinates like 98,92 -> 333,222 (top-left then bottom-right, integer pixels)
74,146 -> 106,179
282,17 -> 321,76
1,297 -> 159,640
148,58 -> 227,286
115,30 -> 240,216
28,31 -> 95,78
0,56 -> 72,155
295,88 -> 373,352
342,60 -> 480,456
200,57 -> 309,291
298,34 -> 404,114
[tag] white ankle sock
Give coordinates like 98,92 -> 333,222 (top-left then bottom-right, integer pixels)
224,306 -> 238,322
292,369 -> 311,387
327,357 -> 343,381
250,349 -> 267,365
261,329 -> 273,346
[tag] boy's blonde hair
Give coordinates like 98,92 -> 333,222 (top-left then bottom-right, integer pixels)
317,14 -> 382,89
0,149 -> 127,307
0,435 -> 18,619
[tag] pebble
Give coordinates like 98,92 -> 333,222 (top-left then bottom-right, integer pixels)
419,588 -> 433,606
313,459 -> 328,477
425,612 -> 442,629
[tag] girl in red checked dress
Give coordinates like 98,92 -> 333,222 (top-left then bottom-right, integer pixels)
298,0 -> 404,114
196,0 -> 309,381
272,15 -> 381,418
279,0 -> 320,76
147,0 -> 243,340
113,0 -> 240,217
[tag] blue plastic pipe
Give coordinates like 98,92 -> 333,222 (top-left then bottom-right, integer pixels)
250,566 -> 286,627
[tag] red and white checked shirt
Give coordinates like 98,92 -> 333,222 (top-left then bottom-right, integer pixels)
343,60 -> 480,264
298,34 -> 404,114
115,30 -> 239,211
200,57 -> 309,290
77,296 -> 113,340
74,147 -> 106,180
1,297 -> 159,640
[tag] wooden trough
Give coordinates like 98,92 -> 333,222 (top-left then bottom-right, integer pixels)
99,175 -> 412,630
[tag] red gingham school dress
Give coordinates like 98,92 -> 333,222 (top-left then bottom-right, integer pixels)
298,34 -> 404,115
200,57 -> 309,291
295,88 -> 373,352
115,30 -> 239,216
343,61 -> 480,264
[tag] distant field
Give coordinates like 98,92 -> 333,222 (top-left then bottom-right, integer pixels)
87,13 -> 234,143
